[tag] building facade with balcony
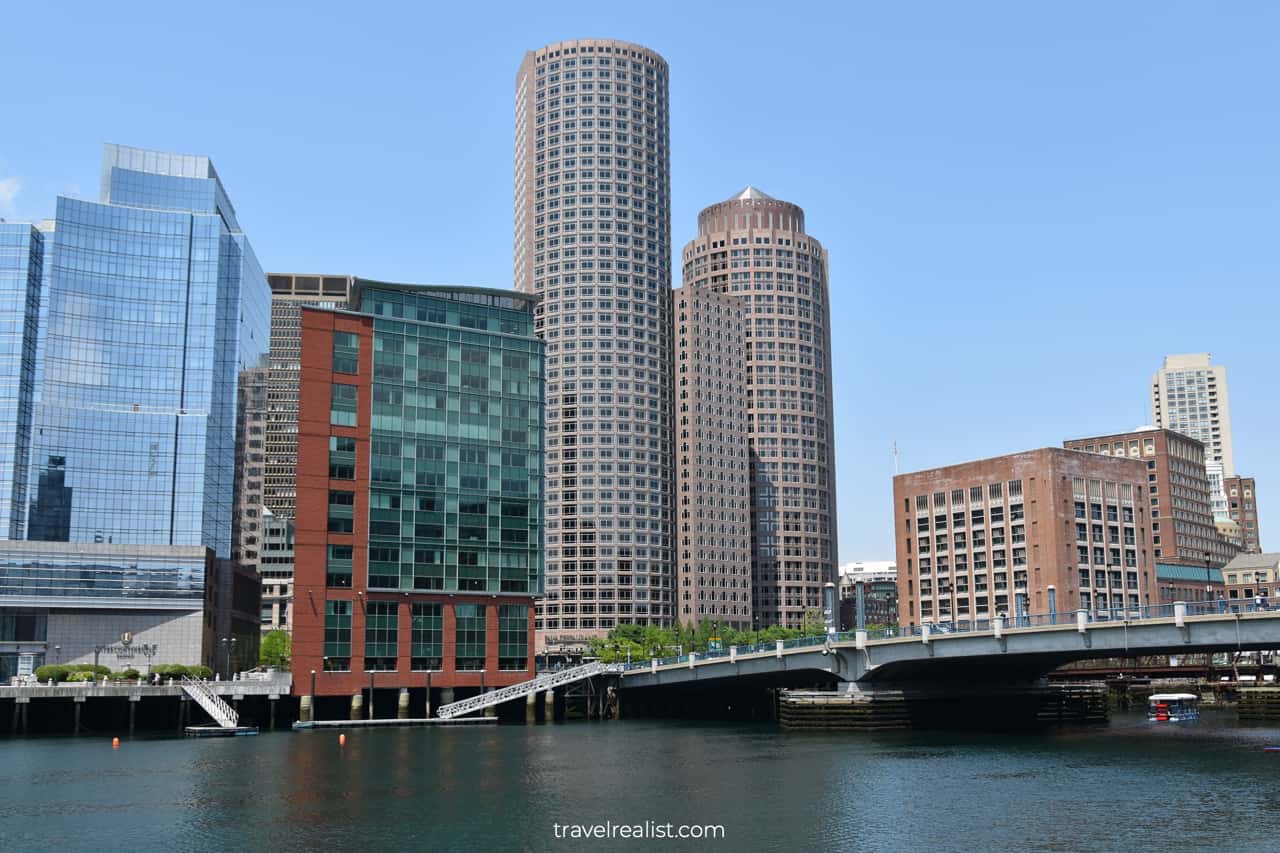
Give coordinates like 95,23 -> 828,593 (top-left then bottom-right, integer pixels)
515,39 -> 675,645
679,188 -> 837,629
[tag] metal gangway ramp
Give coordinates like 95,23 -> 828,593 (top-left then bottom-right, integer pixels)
435,661 -> 606,719
180,676 -> 239,728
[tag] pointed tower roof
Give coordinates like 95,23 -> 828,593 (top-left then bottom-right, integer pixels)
734,186 -> 775,201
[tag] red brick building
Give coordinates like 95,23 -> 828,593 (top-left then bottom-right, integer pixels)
1063,427 -> 1237,568
893,448 -> 1154,628
1224,475 -> 1262,554
291,283 -> 544,712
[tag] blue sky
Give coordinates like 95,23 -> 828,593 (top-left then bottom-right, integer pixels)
2,1 -> 1277,561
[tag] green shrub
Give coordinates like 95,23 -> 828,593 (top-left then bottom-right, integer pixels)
34,664 -> 71,683
66,670 -> 97,682
111,668 -> 141,680
151,664 -> 185,678
188,665 -> 213,679
69,664 -> 110,676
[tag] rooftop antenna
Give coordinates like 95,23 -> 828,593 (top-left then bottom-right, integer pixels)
892,441 -> 899,475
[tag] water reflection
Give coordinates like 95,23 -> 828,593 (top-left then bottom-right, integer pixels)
4,715 -> 1280,851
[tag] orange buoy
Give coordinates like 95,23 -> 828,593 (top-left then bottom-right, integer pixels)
112,737 -> 120,749
339,733 -> 346,746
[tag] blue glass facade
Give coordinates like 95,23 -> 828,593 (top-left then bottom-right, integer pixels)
20,145 -> 270,559
0,224 -> 44,539
0,145 -> 267,671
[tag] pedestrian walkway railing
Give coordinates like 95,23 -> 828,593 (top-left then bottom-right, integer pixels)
181,676 -> 238,728
436,661 -> 606,719
621,601 -> 1280,672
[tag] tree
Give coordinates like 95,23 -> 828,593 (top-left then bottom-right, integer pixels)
259,630 -> 292,669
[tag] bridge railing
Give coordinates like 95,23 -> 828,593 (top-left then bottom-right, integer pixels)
621,599 -> 1280,672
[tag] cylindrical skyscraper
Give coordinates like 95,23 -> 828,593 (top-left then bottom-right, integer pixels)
681,188 -> 838,629
515,39 -> 674,647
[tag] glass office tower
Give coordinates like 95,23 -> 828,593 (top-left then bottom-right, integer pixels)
0,224 -> 44,539
0,145 -> 269,677
292,282 -> 543,705
26,145 -> 270,557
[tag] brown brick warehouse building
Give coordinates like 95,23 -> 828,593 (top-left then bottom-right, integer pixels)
893,449 -> 1156,629
291,283 -> 544,712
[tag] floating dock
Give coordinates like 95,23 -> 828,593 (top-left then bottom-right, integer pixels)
292,717 -> 497,731
185,725 -> 259,737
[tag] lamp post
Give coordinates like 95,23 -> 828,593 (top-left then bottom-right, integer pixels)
219,637 -> 237,679
310,669 -> 316,696
368,671 -> 375,720
1202,551 -> 1212,606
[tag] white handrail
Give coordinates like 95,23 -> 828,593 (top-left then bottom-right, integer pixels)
181,676 -> 239,728
436,662 -> 605,719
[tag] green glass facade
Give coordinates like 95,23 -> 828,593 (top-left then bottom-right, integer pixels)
297,282 -> 542,691
498,604 -> 529,671
359,286 -> 544,598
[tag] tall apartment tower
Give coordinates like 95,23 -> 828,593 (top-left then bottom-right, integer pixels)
263,273 -> 356,519
1151,353 -> 1234,517
680,188 -> 838,628
673,286 -> 750,629
515,39 -> 674,645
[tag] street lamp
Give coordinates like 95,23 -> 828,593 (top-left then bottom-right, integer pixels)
310,668 -> 316,696
1204,551 -> 1213,606
219,637 -> 238,679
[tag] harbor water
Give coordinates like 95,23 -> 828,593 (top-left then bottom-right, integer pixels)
3,712 -> 1280,851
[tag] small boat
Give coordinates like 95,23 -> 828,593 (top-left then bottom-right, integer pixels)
1148,693 -> 1200,723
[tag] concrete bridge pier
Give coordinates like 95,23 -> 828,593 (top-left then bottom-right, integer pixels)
525,691 -> 537,724
543,689 -> 557,723
778,681 -> 1108,730
128,695 -> 139,735
73,696 -> 84,734
397,688 -> 410,720
349,692 -> 363,721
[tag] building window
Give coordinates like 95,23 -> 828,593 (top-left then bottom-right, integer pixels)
331,383 -> 358,426
364,601 -> 398,671
455,604 -> 487,671
333,331 -> 360,374
327,490 -> 355,533
329,436 -> 356,479
327,544 -> 353,588
324,600 -> 352,670
411,603 -> 443,671
499,605 -> 529,671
